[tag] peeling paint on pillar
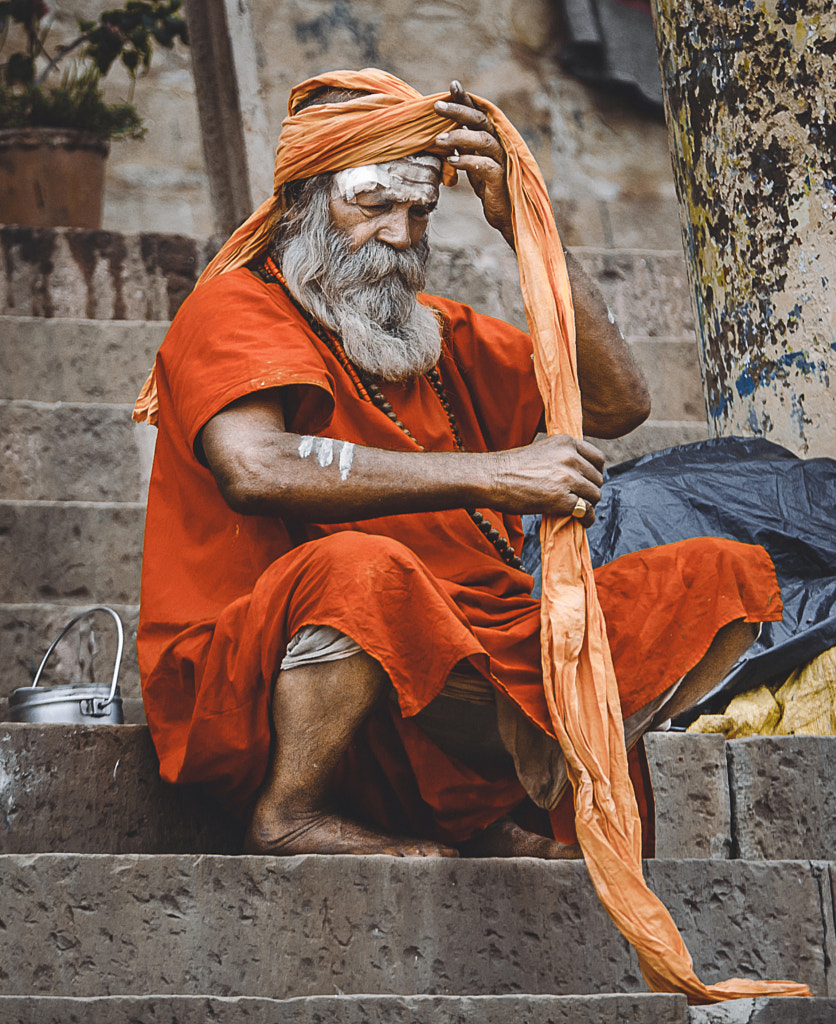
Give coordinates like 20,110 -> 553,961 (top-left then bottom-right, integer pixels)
652,0 -> 836,457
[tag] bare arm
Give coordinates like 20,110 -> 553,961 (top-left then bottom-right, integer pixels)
199,390 -> 605,524
433,82 -> 651,439
564,249 -> 651,438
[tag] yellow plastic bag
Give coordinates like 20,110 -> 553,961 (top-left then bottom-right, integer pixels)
688,646 -> 836,738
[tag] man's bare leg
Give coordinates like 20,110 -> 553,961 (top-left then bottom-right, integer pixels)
651,618 -> 757,725
466,618 -> 758,858
244,652 -> 457,857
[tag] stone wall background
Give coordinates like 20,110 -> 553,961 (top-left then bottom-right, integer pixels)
34,1 -> 682,253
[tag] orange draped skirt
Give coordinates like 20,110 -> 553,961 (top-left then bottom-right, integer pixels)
142,530 -> 781,849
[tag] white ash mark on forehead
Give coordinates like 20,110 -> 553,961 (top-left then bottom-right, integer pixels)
334,155 -> 441,205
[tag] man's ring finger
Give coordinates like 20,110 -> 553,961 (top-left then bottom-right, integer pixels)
571,497 -> 589,519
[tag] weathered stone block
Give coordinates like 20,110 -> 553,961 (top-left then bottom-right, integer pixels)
644,732 -> 731,859
0,500 -> 144,605
0,228 -> 214,321
0,856 -> 828,998
0,993 -> 691,1024
645,860 -> 828,995
0,317 -> 165,404
630,337 -> 704,421
573,249 -> 696,338
0,403 -> 146,502
0,725 -> 240,855
689,996 -> 836,1023
727,737 -> 836,860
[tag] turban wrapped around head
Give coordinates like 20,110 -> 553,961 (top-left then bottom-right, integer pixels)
130,69 -> 811,1006
133,68 -> 577,431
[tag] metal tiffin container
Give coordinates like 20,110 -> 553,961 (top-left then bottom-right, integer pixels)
8,606 -> 125,724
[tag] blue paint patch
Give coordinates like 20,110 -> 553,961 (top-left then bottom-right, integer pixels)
710,392 -> 730,420
735,367 -> 757,397
733,351 -> 827,401
790,393 -> 808,438
786,302 -> 803,330
778,350 -> 819,376
747,406 -> 763,435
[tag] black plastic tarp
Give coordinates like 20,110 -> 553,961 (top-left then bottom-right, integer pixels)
521,437 -> 836,719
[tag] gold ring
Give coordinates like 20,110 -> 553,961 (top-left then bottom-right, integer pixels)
571,497 -> 588,519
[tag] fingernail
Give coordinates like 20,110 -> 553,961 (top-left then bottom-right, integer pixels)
448,154 -> 460,163
436,100 -> 449,109
436,132 -> 449,141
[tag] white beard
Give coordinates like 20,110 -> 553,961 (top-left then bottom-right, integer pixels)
275,188 -> 442,382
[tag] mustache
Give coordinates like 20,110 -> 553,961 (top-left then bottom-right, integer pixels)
323,234 -> 429,293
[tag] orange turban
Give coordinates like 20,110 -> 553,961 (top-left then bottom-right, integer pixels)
134,69 -> 809,1004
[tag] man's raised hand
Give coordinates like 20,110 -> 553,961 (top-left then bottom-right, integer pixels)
434,80 -> 515,248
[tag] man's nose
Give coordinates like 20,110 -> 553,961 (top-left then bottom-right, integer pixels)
374,208 -> 413,250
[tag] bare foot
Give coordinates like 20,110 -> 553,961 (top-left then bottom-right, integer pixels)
244,807 -> 459,858
458,817 -> 583,859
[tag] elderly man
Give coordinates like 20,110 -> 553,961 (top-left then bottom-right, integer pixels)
136,72 -> 781,859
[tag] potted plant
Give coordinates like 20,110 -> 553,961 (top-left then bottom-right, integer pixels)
0,0 -> 188,228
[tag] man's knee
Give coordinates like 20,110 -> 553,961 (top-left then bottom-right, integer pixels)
299,530 -> 428,582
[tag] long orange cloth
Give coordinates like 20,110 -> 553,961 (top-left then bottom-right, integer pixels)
134,68 -> 810,1003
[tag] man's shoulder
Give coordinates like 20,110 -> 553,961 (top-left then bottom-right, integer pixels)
173,267 -> 300,323
161,268 -> 314,362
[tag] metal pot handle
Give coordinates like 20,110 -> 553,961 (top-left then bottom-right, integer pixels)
31,606 -> 124,709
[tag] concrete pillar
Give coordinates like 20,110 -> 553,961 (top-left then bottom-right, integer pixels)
184,0 -> 273,237
652,0 -> 836,457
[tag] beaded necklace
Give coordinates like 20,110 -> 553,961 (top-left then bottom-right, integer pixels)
256,254 -> 525,573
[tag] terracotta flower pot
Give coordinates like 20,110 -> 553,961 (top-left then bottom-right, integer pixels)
0,127 -> 110,229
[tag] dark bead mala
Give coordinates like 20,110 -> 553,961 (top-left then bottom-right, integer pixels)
257,256 -> 526,573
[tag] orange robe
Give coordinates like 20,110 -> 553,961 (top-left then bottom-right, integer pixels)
139,268 -> 781,844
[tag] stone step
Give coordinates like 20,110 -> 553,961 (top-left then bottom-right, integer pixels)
0,725 -> 833,861
0,996 -> 723,1024
644,733 -> 836,862
1,227 -> 696,340
0,317 -> 165,404
0,994 -> 697,1023
0,603 -> 140,701
0,402 -> 154,502
0,227 -> 215,322
438,243 -> 698,341
0,853 -> 831,998
2,316 -> 703,419
690,998 -> 836,1023
0,725 -> 241,855
0,501 -> 144,606
573,247 -> 697,339
1,995 -> 832,1024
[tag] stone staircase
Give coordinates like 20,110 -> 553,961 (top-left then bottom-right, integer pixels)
2,227 -> 834,1021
